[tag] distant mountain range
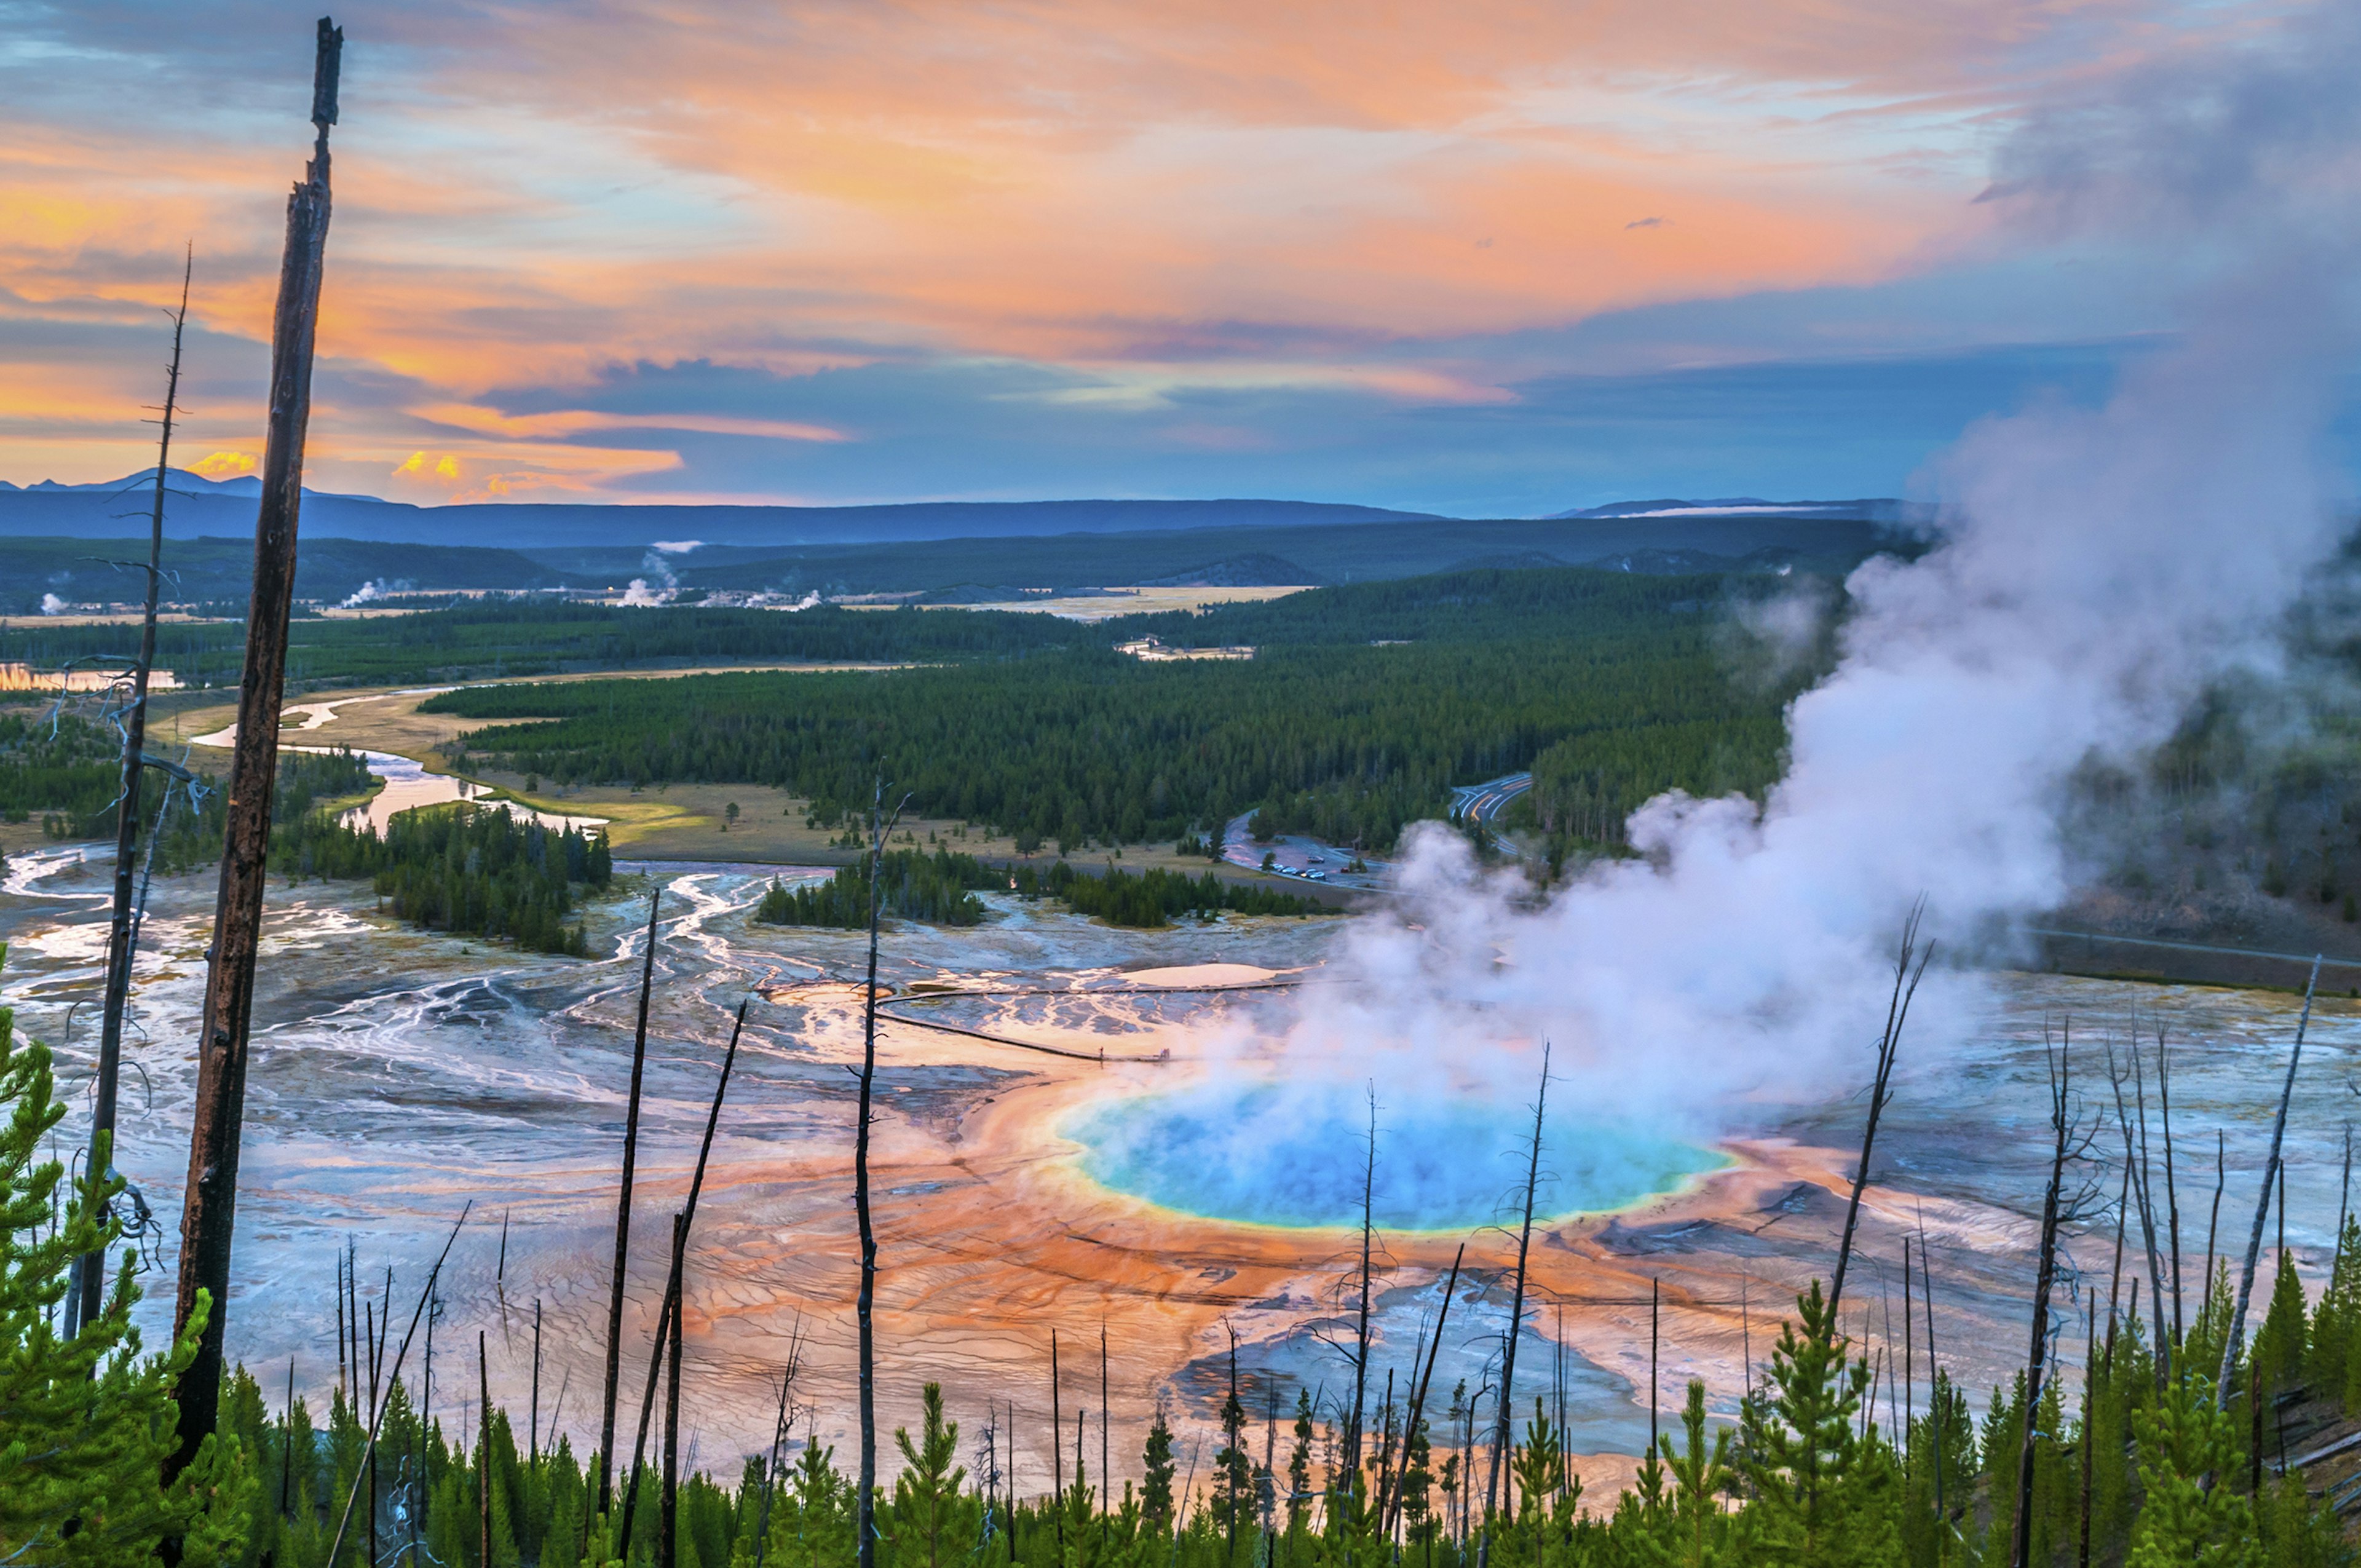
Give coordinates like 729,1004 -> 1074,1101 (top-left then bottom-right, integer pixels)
0,467 -> 1918,547
0,469 -> 1445,547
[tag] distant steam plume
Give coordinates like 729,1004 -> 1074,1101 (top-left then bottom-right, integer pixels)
1258,4 -> 2361,1131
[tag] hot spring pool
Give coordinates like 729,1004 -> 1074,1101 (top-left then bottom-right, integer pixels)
1064,1081 -> 1727,1232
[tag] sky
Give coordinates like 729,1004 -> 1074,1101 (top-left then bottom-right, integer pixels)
0,0 -> 2333,516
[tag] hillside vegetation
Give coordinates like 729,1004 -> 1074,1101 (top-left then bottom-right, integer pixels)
425,568 -> 1810,855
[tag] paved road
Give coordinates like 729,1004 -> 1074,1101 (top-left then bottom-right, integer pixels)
1450,771 -> 1532,823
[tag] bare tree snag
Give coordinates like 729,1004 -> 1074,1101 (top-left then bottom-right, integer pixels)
599,887 -> 663,1516
855,782 -> 907,1568
1828,904 -> 1931,1323
1478,1043 -> 1549,1568
2218,956 -> 2321,1410
170,17 -> 341,1479
70,249 -> 192,1336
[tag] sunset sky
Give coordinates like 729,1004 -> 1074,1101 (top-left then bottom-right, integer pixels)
0,1 -> 2324,515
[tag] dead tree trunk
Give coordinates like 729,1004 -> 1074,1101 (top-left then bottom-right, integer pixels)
170,18 -> 341,1479
2206,1130 -> 2225,1298
479,1331 -> 493,1568
855,783 -> 906,1568
1051,1331 -> 1066,1555
531,1298 -> 543,1465
618,1000 -> 751,1549
2012,1036 -> 2078,1568
70,250 -> 192,1337
598,888 -> 664,1518
1345,1087 -> 1378,1485
663,1213 -> 685,1568
325,1205 -> 470,1567
2218,956 -> 2322,1410
2128,1041 -> 2172,1383
2157,1029 -> 2183,1345
1384,1243 -> 1464,1537
1477,1044 -> 1549,1568
1829,905 -> 1931,1323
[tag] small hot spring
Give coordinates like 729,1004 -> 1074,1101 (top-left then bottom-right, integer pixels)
1064,1080 -> 1727,1232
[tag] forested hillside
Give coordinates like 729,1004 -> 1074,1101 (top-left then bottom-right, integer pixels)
425,569 -> 1809,853
0,600 -> 1085,691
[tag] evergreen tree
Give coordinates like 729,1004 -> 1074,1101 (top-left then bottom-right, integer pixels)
887,1384 -> 967,1568
1736,1281 -> 1899,1568
1141,1411 -> 1177,1535
1286,1391 -> 1314,1537
1214,1376 -> 1253,1558
1640,1380 -> 1738,1568
2252,1249 -> 2310,1396
2126,1372 -> 2257,1567
0,948 -> 253,1566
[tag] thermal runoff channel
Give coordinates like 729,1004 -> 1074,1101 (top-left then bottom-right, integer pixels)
1065,1079 -> 1724,1231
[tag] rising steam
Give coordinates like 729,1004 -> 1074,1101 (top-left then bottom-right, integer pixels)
1263,6 -> 2361,1136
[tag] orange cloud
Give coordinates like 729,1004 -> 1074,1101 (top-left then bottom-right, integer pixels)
0,0 -> 2260,496
190,450 -> 257,478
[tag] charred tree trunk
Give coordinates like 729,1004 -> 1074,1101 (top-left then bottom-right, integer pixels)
619,1001 -> 749,1553
531,1298 -> 543,1465
1478,1045 -> 1549,1568
2207,1130 -> 2226,1297
2012,1039 -> 2072,1568
1051,1331 -> 1066,1556
663,1213 -> 685,1568
1385,1243 -> 1463,1537
479,1332 -> 493,1568
598,888 -> 663,1517
69,250 -> 192,1338
2219,957 -> 2322,1410
1346,1087 -> 1378,1486
1829,906 -> 1931,1324
2157,1029 -> 2183,1346
170,19 -> 341,1480
325,1205 -> 470,1567
855,785 -> 904,1568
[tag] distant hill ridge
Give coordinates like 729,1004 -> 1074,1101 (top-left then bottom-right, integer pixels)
0,470 -> 1907,547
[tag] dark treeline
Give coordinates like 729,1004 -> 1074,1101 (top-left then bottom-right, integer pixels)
1013,860 -> 1322,925
756,849 -> 1002,928
0,708 -> 129,827
753,850 -> 1326,930
273,803 -> 615,956
0,561 -> 1849,695
427,572 -> 1798,853
0,600 -> 1086,691
0,708 -> 376,873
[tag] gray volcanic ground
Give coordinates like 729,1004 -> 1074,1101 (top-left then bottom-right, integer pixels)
3,845 -> 2355,1500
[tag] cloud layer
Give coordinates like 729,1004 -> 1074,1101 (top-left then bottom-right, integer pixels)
0,1 -> 2334,509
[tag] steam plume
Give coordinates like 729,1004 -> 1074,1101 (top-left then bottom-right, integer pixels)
1269,5 -> 2361,1130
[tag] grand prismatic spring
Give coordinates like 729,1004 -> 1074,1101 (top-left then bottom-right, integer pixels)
6,841 -> 2357,1497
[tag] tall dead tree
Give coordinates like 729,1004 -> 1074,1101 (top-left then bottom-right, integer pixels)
1828,904 -> 1931,1323
617,999 -> 751,1553
662,1212 -> 686,1568
169,18 -> 342,1478
2012,1032 -> 2097,1568
2157,1028 -> 2183,1344
479,1332 -> 494,1568
69,250 -> 192,1337
2218,956 -> 2322,1411
1383,1243 -> 1464,1537
598,888 -> 664,1518
1478,1043 -> 1549,1568
2111,1037 -> 2171,1385
855,782 -> 909,1568
1345,1087 -> 1379,1485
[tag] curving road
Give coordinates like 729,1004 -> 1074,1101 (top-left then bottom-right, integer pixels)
1450,770 -> 1532,823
